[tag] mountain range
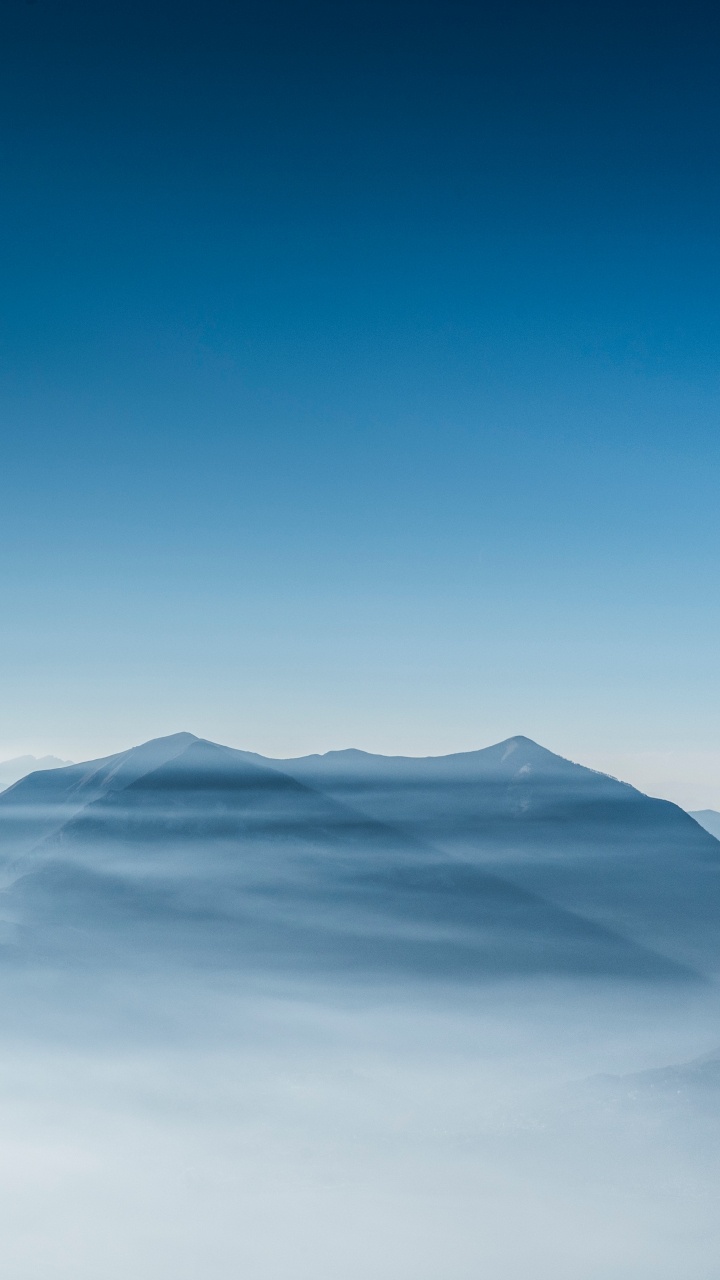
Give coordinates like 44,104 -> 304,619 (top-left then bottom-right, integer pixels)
0,732 -> 717,981
0,754 -> 72,791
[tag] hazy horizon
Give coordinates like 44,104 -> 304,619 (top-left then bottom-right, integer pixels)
1,731 -> 718,812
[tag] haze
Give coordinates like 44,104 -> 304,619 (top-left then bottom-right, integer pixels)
0,733 -> 719,1276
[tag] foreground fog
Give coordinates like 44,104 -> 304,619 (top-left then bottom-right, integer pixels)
1,970 -> 719,1280
1,734 -> 719,1277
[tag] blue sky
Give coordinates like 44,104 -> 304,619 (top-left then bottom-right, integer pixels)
1,0 -> 719,805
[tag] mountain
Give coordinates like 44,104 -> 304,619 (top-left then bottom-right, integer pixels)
0,732 -> 198,872
260,736 -> 720,972
0,755 -> 72,791
601,1047 -> 720,1110
691,810 -> 720,841
0,733 -> 694,983
265,736 -> 704,853
557,1048 -> 720,1142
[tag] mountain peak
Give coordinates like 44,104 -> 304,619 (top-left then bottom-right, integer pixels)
130,732 -> 198,750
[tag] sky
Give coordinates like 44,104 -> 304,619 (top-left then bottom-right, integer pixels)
0,0 -> 719,807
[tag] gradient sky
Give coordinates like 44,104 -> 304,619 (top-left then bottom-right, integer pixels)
1,0 -> 719,805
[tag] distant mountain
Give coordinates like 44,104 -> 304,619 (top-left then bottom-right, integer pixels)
0,755 -> 72,791
604,1047 -> 720,1107
691,810 -> 720,840
561,1047 -> 720,1138
0,733 -> 696,983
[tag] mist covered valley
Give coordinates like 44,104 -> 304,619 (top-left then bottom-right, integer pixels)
0,732 -> 719,1278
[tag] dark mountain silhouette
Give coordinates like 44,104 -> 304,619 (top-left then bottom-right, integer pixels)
0,735 -> 696,983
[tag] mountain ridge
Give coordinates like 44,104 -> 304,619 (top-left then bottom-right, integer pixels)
0,755 -> 73,792
1,731 -> 718,978
0,731 -> 703,984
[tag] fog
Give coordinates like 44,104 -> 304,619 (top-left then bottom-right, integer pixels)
0,969 -> 719,1279
1,734 -> 719,1277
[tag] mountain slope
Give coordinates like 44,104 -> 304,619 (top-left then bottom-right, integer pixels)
0,733 -> 199,873
691,810 -> 720,841
265,736 -> 720,972
268,736 -> 706,853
